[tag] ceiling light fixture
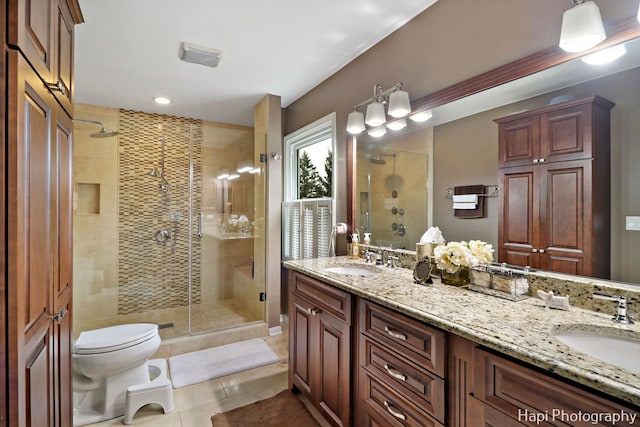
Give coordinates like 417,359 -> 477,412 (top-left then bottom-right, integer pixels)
559,0 -> 606,53
346,83 -> 411,135
154,97 -> 171,105
581,44 -> 626,65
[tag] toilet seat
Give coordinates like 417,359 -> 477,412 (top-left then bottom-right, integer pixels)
74,323 -> 158,355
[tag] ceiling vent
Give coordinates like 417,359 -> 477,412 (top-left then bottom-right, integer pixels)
178,42 -> 222,68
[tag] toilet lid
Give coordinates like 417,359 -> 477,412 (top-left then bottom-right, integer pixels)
73,323 -> 158,355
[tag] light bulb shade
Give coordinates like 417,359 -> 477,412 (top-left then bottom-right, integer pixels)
388,90 -> 411,118
409,110 -> 433,122
367,125 -> 387,138
346,111 -> 365,134
365,101 -> 386,126
386,119 -> 407,131
559,1 -> 606,53
581,44 -> 626,65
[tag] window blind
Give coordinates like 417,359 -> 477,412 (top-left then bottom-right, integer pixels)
282,200 -> 332,261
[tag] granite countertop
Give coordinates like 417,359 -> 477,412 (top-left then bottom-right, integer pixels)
283,256 -> 640,407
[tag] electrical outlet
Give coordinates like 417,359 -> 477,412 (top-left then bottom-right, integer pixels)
626,216 -> 640,231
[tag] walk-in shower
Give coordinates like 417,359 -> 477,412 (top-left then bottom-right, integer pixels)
72,107 -> 266,342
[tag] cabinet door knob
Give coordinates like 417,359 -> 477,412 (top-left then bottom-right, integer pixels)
532,248 -> 538,253
384,401 -> 407,420
306,307 -> 320,316
533,159 -> 539,163
539,158 -> 545,162
47,80 -> 67,95
383,364 -> 407,381
384,326 -> 407,341
539,249 -> 545,254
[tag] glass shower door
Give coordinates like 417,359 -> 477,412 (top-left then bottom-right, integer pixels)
191,123 -> 266,334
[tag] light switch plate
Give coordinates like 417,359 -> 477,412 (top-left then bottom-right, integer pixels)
626,216 -> 640,231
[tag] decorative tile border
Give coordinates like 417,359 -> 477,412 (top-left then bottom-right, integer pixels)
117,110 -> 203,315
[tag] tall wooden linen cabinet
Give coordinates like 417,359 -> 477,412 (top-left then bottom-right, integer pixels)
2,0 -> 83,425
496,95 -> 614,279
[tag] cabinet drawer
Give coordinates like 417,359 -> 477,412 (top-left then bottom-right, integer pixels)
360,370 -> 444,427
290,271 -> 351,323
359,299 -> 446,377
475,348 -> 640,427
361,335 -> 445,423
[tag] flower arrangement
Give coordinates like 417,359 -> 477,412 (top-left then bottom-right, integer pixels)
434,240 -> 494,274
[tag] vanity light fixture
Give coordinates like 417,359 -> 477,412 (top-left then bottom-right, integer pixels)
386,119 -> 407,131
409,109 -> 433,123
581,44 -> 626,65
559,0 -> 606,53
638,2 -> 640,22
367,125 -> 387,138
346,83 -> 411,135
217,169 -> 230,180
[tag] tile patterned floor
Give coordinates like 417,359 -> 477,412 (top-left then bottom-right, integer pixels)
85,325 -> 330,427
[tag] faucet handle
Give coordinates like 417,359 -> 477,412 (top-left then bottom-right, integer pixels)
593,292 -> 634,324
387,255 -> 400,268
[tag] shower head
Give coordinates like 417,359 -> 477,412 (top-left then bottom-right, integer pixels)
370,153 -> 396,165
75,119 -> 119,138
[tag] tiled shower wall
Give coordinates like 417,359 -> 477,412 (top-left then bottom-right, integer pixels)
117,110 -> 203,314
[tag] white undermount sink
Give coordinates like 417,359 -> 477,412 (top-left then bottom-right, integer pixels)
323,265 -> 382,277
552,325 -> 640,374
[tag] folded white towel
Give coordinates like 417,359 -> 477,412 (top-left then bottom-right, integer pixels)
453,202 -> 477,210
452,194 -> 478,203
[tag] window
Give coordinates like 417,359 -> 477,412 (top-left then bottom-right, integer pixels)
283,113 -> 336,260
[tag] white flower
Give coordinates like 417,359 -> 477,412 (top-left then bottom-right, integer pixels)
434,240 -> 494,273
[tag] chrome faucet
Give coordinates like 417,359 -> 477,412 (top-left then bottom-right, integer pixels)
593,292 -> 635,324
387,255 -> 400,269
365,250 -> 381,265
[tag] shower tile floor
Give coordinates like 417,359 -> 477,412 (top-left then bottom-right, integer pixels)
85,321 -> 331,427
76,299 -> 262,340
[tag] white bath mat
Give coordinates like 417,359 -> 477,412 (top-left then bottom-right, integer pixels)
168,338 -> 280,388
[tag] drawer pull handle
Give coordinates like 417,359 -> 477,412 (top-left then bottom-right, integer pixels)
384,326 -> 407,341
306,307 -> 320,316
384,401 -> 407,420
383,364 -> 406,381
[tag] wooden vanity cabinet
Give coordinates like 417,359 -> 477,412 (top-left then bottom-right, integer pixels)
496,96 -> 614,278
472,347 -> 640,427
288,270 -> 353,427
358,299 -> 447,426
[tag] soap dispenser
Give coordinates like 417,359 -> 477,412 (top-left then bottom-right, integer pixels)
350,233 -> 360,259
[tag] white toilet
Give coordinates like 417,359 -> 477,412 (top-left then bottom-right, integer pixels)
72,323 -> 161,426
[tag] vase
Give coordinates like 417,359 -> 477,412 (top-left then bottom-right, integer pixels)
441,266 -> 470,287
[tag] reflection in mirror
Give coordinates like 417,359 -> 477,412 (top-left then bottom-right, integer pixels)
354,37 -> 640,284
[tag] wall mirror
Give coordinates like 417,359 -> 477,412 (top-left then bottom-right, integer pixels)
349,21 -> 640,285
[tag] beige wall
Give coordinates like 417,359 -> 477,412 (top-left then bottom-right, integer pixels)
283,0 -> 638,254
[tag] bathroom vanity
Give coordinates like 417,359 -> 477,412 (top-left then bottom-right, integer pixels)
285,257 -> 640,427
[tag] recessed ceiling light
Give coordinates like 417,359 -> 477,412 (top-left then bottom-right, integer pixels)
154,97 -> 171,105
